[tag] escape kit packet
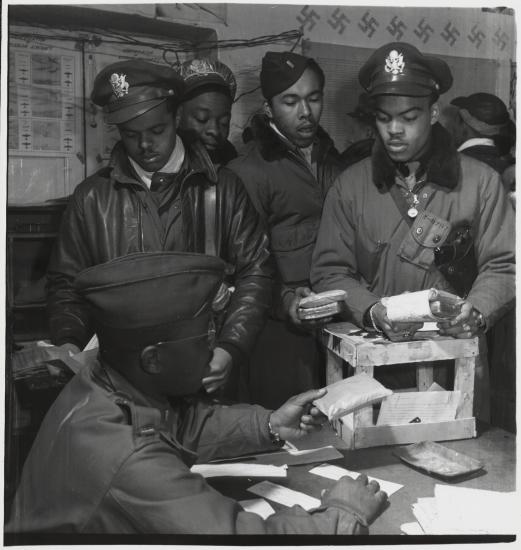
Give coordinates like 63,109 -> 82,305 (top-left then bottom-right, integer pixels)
382,288 -> 464,324
297,289 -> 347,321
313,372 -> 393,421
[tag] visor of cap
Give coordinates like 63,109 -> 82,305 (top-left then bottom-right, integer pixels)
105,97 -> 168,124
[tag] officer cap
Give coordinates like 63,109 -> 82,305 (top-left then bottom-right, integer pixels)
91,59 -> 185,124
260,51 -> 325,100
359,42 -> 453,98
75,252 -> 225,351
451,93 -> 511,136
179,58 -> 237,101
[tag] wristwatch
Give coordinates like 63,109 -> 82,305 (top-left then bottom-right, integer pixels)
268,417 -> 284,446
476,311 -> 486,331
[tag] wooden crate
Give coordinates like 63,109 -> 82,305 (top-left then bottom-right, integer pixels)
323,323 -> 479,449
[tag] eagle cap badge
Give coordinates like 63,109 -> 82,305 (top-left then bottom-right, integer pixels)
110,73 -> 129,98
385,50 -> 405,75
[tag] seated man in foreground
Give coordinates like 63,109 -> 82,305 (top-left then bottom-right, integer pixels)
7,252 -> 388,535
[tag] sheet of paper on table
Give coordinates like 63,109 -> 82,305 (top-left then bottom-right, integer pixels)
309,463 -> 403,496
190,463 -> 287,478
248,480 -> 320,511
376,390 -> 460,425
207,444 -> 343,467
412,485 -> 517,534
239,498 -> 275,520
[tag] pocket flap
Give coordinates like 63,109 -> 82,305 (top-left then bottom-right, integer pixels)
270,220 -> 319,252
410,211 -> 452,249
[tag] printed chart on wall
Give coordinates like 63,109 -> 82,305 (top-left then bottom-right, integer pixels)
8,38 -> 84,203
9,50 -> 77,154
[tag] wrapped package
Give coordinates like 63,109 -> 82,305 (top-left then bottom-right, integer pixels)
313,373 -> 393,421
297,290 -> 346,321
382,289 -> 463,323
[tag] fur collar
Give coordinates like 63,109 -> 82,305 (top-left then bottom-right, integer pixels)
372,122 -> 460,190
249,114 -> 337,163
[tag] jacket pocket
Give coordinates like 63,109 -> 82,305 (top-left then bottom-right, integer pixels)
398,210 -> 452,270
355,221 -> 388,284
270,220 -> 319,283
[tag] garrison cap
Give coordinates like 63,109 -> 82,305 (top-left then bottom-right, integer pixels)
179,58 -> 237,101
359,42 -> 453,98
451,93 -> 511,136
75,252 -> 225,351
260,51 -> 325,100
91,59 -> 185,124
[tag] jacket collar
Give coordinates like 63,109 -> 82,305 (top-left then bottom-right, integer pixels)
372,122 -> 460,190
109,137 -> 218,188
249,113 -> 336,163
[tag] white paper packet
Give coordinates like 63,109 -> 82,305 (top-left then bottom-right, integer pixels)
313,372 -> 393,421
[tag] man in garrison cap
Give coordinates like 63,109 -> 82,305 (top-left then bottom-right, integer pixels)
176,57 -> 239,166
311,42 -> 515,419
446,92 -> 515,184
228,51 -> 346,409
46,60 -> 274,397
8,252 -> 388,535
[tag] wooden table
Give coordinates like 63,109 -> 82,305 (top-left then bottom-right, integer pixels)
212,424 -> 516,535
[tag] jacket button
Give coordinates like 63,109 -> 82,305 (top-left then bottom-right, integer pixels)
416,227 -> 423,235
433,235 -> 441,243
448,265 -> 455,274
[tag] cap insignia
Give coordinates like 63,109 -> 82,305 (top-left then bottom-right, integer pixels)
385,50 -> 405,75
286,59 -> 295,69
110,73 -> 129,98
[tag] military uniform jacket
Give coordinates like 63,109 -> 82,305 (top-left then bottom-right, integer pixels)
228,115 -> 345,316
7,362 -> 362,535
311,124 -> 515,329
46,140 -> 273,363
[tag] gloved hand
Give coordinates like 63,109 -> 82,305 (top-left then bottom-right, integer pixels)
321,473 -> 388,527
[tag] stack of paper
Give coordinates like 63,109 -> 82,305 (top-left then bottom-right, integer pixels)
191,463 -> 287,478
410,484 -> 517,534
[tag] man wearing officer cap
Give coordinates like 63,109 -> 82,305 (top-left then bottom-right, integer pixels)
176,57 -> 239,166
228,51 -> 345,408
9,252 -> 388,535
311,42 -> 515,418
47,60 -> 273,397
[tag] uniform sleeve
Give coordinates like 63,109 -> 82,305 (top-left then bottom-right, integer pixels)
103,442 -> 364,534
467,170 -> 515,327
310,179 -> 380,326
46,188 -> 95,348
215,168 -> 275,360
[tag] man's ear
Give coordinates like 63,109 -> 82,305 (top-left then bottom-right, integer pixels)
430,102 -> 440,126
263,100 -> 273,119
140,345 -> 162,375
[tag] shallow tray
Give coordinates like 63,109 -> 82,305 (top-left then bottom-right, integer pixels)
393,441 -> 484,478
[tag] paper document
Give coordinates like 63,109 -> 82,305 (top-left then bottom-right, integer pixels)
376,390 -> 460,425
239,498 -> 275,520
400,521 -> 425,535
309,463 -> 403,496
191,463 -> 287,478
411,485 -> 517,534
248,481 -> 320,511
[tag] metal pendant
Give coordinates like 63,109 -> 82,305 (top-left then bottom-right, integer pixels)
407,207 -> 419,218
